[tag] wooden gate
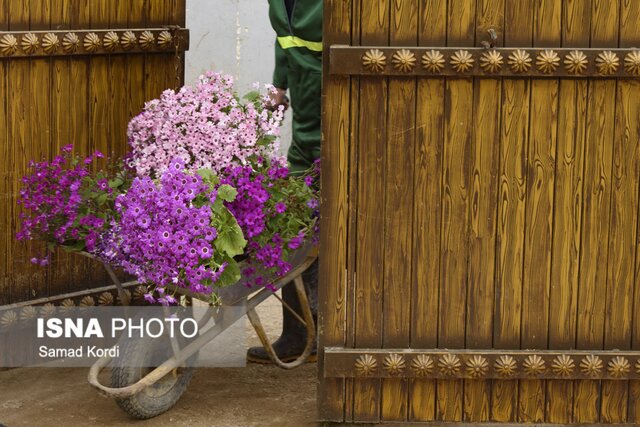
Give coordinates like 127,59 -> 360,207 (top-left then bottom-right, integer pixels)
319,0 -> 640,424
0,0 -> 187,305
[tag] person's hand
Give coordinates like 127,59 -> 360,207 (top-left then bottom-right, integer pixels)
269,87 -> 290,111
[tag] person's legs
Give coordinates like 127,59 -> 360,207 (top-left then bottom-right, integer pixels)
247,66 -> 321,363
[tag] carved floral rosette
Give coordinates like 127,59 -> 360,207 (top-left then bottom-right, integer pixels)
0,29 -> 187,57
334,350 -> 640,380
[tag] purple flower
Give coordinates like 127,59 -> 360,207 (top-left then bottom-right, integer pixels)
275,202 -> 286,214
128,204 -> 144,217
158,228 -> 172,241
198,242 -> 212,259
97,179 -> 109,190
136,215 -> 151,229
242,267 -> 256,277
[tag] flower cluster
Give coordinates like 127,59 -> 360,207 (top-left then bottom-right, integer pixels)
127,72 -> 285,178
16,145 -> 123,264
222,160 -> 319,288
18,72 -> 320,304
103,158 -> 244,304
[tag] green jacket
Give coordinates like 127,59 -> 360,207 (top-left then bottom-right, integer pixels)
268,0 -> 323,89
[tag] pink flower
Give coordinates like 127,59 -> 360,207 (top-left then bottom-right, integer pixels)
126,72 -> 285,178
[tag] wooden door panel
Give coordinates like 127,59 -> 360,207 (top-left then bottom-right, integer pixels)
0,0 -> 188,305
320,0 -> 640,424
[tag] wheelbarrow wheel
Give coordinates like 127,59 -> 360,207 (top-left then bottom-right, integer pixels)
110,335 -> 196,419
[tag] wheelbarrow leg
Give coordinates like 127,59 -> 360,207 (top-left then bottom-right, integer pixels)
246,276 -> 316,369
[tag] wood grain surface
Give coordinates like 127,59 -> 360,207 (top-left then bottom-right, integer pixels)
318,0 -> 351,422
1,0 -> 185,305
381,0 -> 417,422
321,0 -> 640,424
409,0 -> 446,421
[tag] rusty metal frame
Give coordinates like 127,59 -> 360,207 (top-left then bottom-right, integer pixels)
87,247 -> 318,399
324,348 -> 640,380
330,45 -> 640,78
0,28 -> 189,58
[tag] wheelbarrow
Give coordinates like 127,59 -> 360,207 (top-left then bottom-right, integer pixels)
85,244 -> 317,419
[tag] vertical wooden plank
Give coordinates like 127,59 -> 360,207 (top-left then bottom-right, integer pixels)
173,0 -> 186,27
344,1 -> 361,421
68,0 -> 92,288
109,0 -> 129,157
145,0 -> 171,99
87,0 -> 110,287
9,0 -> 32,303
621,0 -> 640,422
519,0 -> 560,423
604,0 -> 635,358
549,1 -> 590,424
603,1 -> 638,420
575,87 -> 616,423
90,0 -> 110,166
48,0 -> 73,297
69,0 -> 91,161
574,0 -> 618,423
318,0 -> 351,422
0,0 -> 9,304
601,77 -> 639,425
410,0 -> 446,421
28,0 -> 52,302
491,0 -> 532,422
464,0 -> 503,421
437,1 -> 475,422
589,0 -> 626,423
171,0 -> 186,88
128,0 -> 147,123
381,0 -> 417,422
353,1 -> 388,422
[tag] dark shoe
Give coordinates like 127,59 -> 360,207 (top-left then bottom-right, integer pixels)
246,336 -> 317,364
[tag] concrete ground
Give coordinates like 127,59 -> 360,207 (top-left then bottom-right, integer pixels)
0,296 -> 318,427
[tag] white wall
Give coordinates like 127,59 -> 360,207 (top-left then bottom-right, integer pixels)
185,0 -> 292,154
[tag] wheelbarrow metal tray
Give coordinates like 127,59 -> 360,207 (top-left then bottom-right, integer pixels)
167,242 -> 316,306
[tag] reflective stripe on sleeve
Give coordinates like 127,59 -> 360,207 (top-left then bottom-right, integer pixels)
277,36 -> 323,52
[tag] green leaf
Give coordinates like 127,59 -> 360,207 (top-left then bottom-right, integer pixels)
211,197 -> 226,214
214,226 -> 247,258
217,184 -> 237,202
61,240 -> 86,253
256,136 -> 275,147
197,168 -> 219,185
213,211 -> 247,257
242,90 -> 260,102
108,177 -> 124,188
96,193 -> 108,206
215,259 -> 241,287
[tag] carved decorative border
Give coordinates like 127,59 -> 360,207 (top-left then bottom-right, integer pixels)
330,46 -> 640,78
324,348 -> 640,380
0,280 -> 146,332
0,28 -> 189,58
